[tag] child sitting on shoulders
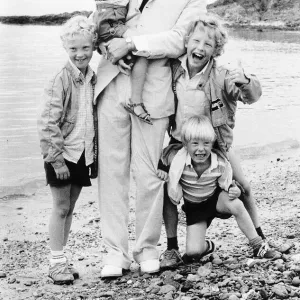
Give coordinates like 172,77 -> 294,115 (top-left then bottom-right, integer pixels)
92,0 -> 152,124
37,15 -> 98,285
157,116 -> 280,263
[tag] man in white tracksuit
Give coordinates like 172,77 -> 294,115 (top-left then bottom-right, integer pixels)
93,0 -> 207,278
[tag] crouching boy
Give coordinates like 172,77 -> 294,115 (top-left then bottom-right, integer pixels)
157,116 -> 279,263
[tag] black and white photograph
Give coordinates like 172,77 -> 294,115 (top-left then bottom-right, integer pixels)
0,0 -> 300,299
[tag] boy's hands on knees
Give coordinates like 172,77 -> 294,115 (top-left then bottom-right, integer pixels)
229,180 -> 241,200
227,59 -> 250,85
157,169 -> 169,182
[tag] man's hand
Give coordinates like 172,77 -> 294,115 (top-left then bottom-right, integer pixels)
227,59 -> 250,85
54,164 -> 70,180
157,169 -> 169,182
105,38 -> 130,64
117,54 -> 135,75
229,180 -> 241,200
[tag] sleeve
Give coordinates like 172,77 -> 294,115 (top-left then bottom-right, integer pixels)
224,71 -> 262,105
124,0 -> 207,59
92,6 -> 128,41
217,157 -> 233,192
161,143 -> 183,167
37,75 -> 66,164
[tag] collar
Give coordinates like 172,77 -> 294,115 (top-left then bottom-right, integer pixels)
179,54 -> 210,79
65,60 -> 97,86
185,151 -> 218,173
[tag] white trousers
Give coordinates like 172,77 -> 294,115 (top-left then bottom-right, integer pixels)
97,74 -> 168,269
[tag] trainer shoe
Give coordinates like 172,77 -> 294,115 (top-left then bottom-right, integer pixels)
140,259 -> 160,274
160,249 -> 183,270
253,241 -> 281,259
48,261 -> 74,285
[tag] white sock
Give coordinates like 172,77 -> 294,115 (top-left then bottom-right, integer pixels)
50,250 -> 66,265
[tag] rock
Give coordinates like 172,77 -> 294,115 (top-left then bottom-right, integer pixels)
181,297 -> 193,300
173,274 -> 183,281
228,295 -> 239,300
197,263 -> 212,277
159,284 -> 176,294
291,254 -> 300,263
271,284 -> 289,298
292,276 -> 300,286
186,274 -> 200,282
212,258 -> 223,265
97,291 -> 115,297
181,281 -> 193,292
164,292 -> 174,300
0,272 -> 7,278
246,259 -> 258,267
277,242 -> 294,253
3,237 -> 8,242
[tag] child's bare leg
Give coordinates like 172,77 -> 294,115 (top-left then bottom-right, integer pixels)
163,195 -> 178,240
186,221 -> 207,257
216,191 -> 258,241
63,184 -> 82,246
128,57 -> 151,122
216,191 -> 280,258
228,148 -> 264,237
49,185 -> 72,251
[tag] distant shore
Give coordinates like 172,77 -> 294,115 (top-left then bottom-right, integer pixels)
1,11 -> 300,31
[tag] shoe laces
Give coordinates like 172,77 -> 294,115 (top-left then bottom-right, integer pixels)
161,249 -> 183,263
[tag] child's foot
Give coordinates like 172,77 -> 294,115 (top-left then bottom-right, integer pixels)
124,102 -> 153,125
253,241 -> 281,259
48,261 -> 74,285
160,249 -> 183,270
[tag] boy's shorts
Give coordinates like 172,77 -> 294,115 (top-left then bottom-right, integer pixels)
44,152 -> 91,187
182,188 -> 231,227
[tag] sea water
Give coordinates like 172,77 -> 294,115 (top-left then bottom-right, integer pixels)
0,24 -> 299,196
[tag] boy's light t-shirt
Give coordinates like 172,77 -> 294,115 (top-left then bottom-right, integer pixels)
179,151 -> 232,203
171,55 -> 211,142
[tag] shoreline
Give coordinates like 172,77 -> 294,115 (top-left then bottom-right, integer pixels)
0,138 -> 299,200
0,13 -> 300,32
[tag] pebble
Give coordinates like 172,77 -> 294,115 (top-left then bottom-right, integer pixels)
0,272 -> 7,278
228,295 -> 239,300
186,274 -> 200,282
292,276 -> 300,286
3,237 -> 8,242
159,284 -> 176,294
271,284 -> 289,298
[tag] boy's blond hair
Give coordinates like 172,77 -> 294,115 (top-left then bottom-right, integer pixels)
187,14 -> 228,58
60,15 -> 97,46
181,115 -> 216,145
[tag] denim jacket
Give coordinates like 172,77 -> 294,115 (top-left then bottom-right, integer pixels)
170,58 -> 262,157
37,61 -> 97,167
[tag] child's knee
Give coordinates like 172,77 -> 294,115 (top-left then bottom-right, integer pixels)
228,199 -> 245,216
54,205 -> 71,218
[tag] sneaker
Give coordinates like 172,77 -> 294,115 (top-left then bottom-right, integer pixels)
48,261 -> 74,285
253,241 -> 281,259
140,259 -> 160,274
65,258 -> 79,279
68,265 -> 79,280
101,265 -> 123,278
160,249 -> 183,270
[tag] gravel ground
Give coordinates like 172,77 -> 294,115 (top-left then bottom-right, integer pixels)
0,146 -> 299,300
